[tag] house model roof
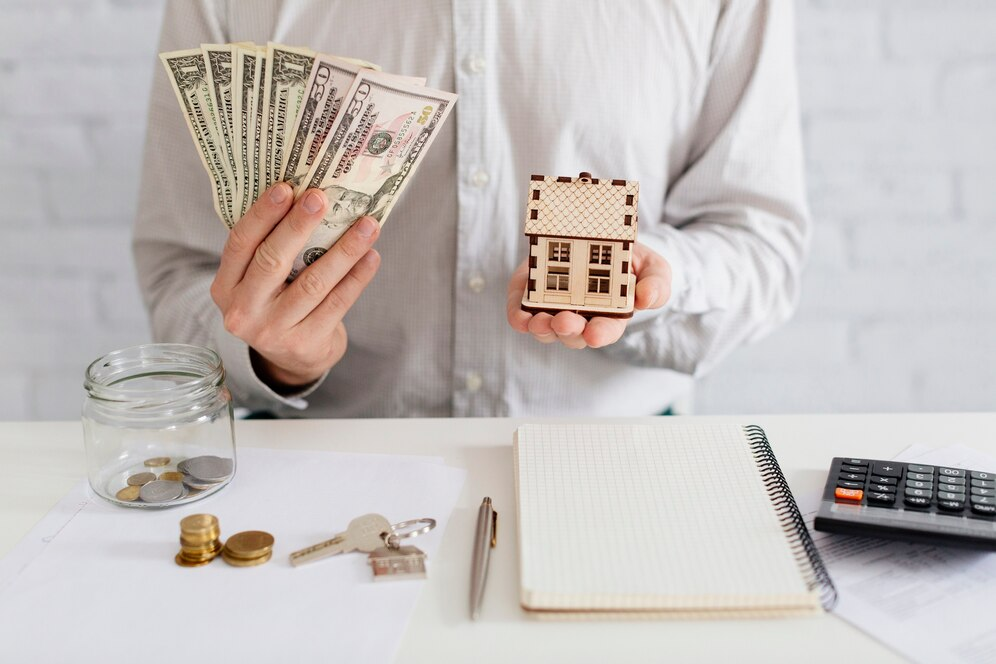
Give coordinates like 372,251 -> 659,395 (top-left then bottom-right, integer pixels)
524,173 -> 639,242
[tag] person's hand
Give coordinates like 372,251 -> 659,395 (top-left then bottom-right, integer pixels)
506,243 -> 671,349
210,182 -> 381,391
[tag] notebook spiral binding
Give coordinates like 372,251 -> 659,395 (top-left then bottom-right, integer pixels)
743,425 -> 838,610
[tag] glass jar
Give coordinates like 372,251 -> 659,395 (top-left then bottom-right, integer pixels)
82,343 -> 236,508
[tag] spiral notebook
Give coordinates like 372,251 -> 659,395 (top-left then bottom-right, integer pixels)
513,423 -> 836,617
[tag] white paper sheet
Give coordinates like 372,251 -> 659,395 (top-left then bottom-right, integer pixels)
0,447 -> 465,662
804,445 -> 996,664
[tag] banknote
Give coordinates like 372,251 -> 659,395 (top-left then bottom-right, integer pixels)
292,71 -> 457,277
261,43 -> 314,191
281,56 -> 425,188
160,48 -> 235,227
202,43 -> 237,217
251,48 -> 267,214
160,43 -> 455,238
280,54 -> 363,188
232,46 -> 262,219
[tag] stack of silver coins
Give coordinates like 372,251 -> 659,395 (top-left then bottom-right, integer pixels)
115,455 -> 234,505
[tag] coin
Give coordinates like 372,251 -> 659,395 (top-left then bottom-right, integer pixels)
175,552 -> 214,567
183,456 -> 234,482
221,549 -> 272,567
180,513 -> 219,533
159,471 -> 184,482
115,485 -> 141,501
144,456 -> 171,468
179,540 -> 223,559
181,474 -> 222,490
223,531 -> 275,559
126,472 -> 157,486
139,479 -> 184,503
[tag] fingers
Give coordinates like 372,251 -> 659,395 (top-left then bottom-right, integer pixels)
526,313 -> 558,343
214,182 -> 295,297
549,311 -> 588,349
633,245 -> 671,310
276,215 -> 381,324
523,309 -> 625,349
241,188 -> 328,288
582,317 -> 627,348
300,248 -> 382,334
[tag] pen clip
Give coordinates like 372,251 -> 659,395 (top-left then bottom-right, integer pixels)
490,509 -> 498,548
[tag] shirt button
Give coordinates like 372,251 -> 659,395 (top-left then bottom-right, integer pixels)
468,275 -> 486,293
465,371 -> 483,393
465,54 -> 487,74
469,169 -> 490,188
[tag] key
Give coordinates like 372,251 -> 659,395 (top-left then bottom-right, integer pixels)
938,467 -> 966,478
872,462 -> 902,478
869,476 -> 898,485
290,513 -> 393,567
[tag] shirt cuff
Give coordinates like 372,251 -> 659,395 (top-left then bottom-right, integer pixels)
212,329 -> 327,412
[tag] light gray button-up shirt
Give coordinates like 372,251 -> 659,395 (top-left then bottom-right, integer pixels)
133,0 -> 809,418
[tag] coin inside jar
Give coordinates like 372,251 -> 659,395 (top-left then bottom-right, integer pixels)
126,472 -> 157,486
139,479 -> 184,503
143,456 -> 171,468
183,456 -> 234,482
115,485 -> 141,501
159,471 -> 184,482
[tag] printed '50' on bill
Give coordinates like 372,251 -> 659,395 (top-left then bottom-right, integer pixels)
292,72 -> 457,278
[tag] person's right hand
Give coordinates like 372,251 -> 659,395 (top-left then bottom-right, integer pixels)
210,182 -> 382,392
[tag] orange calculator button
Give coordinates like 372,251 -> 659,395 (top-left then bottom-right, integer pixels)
835,487 -> 864,501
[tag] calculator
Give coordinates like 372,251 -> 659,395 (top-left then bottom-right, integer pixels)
813,457 -> 996,549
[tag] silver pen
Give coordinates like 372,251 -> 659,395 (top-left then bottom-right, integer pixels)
470,496 -> 498,620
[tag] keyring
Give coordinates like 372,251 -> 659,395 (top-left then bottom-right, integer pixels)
382,518 -> 436,549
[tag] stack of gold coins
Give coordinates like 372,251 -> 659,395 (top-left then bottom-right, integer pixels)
175,514 -> 223,567
221,531 -> 275,567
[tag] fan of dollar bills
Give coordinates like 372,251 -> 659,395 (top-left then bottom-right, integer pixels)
160,43 -> 456,276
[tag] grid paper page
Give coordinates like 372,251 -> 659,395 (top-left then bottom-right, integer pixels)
515,423 -> 813,611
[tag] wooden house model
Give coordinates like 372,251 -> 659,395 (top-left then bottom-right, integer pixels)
520,172 -> 639,318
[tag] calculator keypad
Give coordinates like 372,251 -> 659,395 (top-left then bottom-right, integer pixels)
818,458 -> 996,549
826,458 -> 996,520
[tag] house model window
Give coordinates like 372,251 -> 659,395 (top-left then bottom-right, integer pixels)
520,172 -> 639,319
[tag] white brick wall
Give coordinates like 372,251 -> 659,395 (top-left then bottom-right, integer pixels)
0,0 -> 160,420
696,0 -> 996,414
0,0 -> 993,419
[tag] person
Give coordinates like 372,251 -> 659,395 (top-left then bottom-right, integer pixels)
134,0 -> 809,418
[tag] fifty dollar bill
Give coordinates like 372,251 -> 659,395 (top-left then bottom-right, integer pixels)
292,71 -> 457,277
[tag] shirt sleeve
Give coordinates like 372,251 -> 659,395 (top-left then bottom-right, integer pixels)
132,0 -> 318,413
601,0 -> 811,377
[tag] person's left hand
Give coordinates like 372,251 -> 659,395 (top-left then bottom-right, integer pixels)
506,242 -> 671,349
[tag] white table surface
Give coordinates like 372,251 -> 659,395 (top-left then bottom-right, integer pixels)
3,413 -> 996,663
